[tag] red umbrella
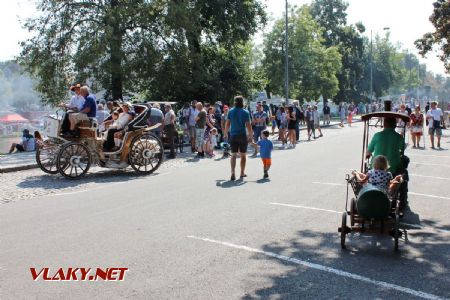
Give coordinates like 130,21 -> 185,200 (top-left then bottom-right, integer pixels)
0,114 -> 29,123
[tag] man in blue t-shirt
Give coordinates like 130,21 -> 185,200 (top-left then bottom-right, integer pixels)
224,95 -> 253,181
68,85 -> 97,135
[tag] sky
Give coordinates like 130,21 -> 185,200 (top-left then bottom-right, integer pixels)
0,0 -> 447,76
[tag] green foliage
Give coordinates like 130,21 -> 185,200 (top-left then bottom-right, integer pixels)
415,0 -> 450,73
262,6 -> 341,100
20,0 -> 266,104
310,0 -> 365,102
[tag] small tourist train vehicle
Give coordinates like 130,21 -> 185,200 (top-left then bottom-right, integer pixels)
338,110 -> 410,251
36,105 -> 164,179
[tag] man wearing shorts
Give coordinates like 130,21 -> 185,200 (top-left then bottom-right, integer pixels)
194,102 -> 206,157
224,95 -> 253,181
251,103 -> 267,156
426,101 -> 444,149
187,100 -> 198,152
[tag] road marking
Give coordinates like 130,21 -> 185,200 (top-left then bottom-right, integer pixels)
411,162 -> 450,168
269,203 -> 450,234
270,202 -> 340,214
406,153 -> 450,158
312,181 -> 346,187
409,192 -> 450,200
312,182 -> 450,200
187,235 -> 445,300
409,174 -> 450,180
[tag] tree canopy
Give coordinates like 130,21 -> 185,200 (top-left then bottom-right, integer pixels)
262,6 -> 342,101
415,0 -> 450,73
20,0 -> 266,104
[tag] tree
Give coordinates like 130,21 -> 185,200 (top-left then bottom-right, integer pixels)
415,0 -> 450,73
20,1 -> 266,104
310,0 -> 365,102
263,6 -> 341,100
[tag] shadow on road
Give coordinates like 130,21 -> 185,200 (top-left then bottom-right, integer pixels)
16,169 -> 152,190
241,227 -> 450,299
216,179 -> 247,188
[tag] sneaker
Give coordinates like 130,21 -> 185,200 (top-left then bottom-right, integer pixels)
230,174 -> 236,181
279,145 -> 285,150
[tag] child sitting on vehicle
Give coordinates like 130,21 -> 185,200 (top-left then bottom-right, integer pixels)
352,155 -> 403,193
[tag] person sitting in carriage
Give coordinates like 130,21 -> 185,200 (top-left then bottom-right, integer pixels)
365,117 -> 409,208
352,155 -> 403,195
64,86 -> 97,137
102,102 -> 134,151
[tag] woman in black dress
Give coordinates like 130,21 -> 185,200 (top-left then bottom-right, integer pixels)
286,106 -> 297,148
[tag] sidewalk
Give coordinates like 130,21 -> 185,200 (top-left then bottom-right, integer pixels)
0,117 -> 359,173
0,152 -> 38,173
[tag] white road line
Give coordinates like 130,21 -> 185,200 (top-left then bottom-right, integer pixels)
409,174 -> 450,180
406,154 -> 450,158
270,202 -> 340,214
312,182 -> 346,186
269,203 -> 450,234
187,235 -> 445,300
409,192 -> 450,200
411,162 -> 450,168
312,182 -> 450,201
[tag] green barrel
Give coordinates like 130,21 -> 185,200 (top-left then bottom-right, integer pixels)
356,184 -> 390,220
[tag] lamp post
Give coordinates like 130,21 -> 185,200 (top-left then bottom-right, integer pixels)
284,0 -> 289,103
369,27 -> 390,102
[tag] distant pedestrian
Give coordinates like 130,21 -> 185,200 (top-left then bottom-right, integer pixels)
251,102 -> 268,156
163,104 -> 177,159
306,106 -> 315,140
410,105 -> 424,148
224,96 -> 253,181
323,102 -> 331,125
195,102 -> 207,157
286,106 -> 297,147
187,100 -> 199,152
313,105 -> 323,137
339,103 -> 346,127
426,101 -> 444,149
257,130 -> 273,179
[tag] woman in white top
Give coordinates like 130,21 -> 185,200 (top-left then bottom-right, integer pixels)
103,103 -> 133,151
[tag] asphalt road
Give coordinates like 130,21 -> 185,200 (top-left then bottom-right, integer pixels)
1,123 -> 450,299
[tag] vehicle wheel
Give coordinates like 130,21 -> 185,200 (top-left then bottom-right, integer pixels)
36,139 -> 64,174
340,212 -> 347,249
129,133 -> 163,174
394,213 -> 399,252
56,142 -> 91,179
350,198 -> 356,226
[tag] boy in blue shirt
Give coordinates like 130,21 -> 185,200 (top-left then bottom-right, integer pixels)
257,130 -> 273,179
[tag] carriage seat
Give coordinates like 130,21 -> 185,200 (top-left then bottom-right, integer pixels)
78,118 -> 98,138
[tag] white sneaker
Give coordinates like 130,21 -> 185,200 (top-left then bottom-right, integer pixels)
279,145 -> 285,150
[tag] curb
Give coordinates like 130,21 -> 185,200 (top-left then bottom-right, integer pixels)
0,164 -> 38,174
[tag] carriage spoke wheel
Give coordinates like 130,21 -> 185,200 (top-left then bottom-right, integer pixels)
129,133 -> 163,174
36,139 -> 63,174
56,142 -> 91,179
340,212 -> 348,249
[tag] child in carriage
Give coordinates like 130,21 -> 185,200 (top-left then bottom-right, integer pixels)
352,155 -> 403,194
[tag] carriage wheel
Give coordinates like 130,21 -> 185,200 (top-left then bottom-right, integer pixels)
36,139 -> 63,174
350,198 -> 356,226
340,212 -> 348,249
129,133 -> 163,174
56,142 -> 91,179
